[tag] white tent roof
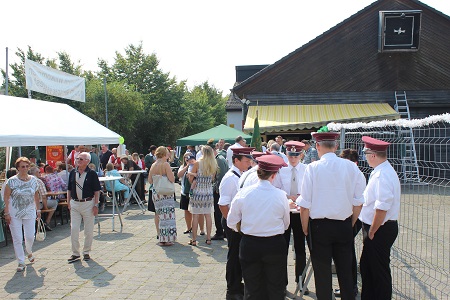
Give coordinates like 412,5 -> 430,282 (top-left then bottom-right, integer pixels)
0,95 -> 121,146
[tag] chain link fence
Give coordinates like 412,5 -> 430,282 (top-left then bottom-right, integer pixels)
329,114 -> 450,299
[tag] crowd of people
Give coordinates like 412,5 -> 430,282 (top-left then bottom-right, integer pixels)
1,135 -> 400,300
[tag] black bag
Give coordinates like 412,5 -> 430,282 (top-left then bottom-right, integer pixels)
182,174 -> 191,195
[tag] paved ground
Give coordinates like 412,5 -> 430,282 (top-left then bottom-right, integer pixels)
0,186 -> 349,299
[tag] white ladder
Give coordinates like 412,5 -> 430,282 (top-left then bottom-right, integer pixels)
394,91 -> 420,183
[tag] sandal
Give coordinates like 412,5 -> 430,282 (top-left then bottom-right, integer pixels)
205,239 -> 211,245
27,254 -> 35,263
17,263 -> 25,272
183,228 -> 192,234
200,232 -> 205,236
188,240 -> 197,246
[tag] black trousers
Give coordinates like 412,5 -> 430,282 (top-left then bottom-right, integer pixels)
310,217 -> 354,300
352,219 -> 362,287
213,191 -> 224,235
222,217 -> 244,295
240,234 -> 287,300
360,221 -> 398,300
283,212 -> 307,284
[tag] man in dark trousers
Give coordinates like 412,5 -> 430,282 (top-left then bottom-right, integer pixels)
359,136 -> 400,300
273,140 -> 308,294
297,131 -> 366,300
219,147 -> 254,300
67,152 -> 101,263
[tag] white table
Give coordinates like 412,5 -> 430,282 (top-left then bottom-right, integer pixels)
118,170 -> 147,213
98,176 -> 124,234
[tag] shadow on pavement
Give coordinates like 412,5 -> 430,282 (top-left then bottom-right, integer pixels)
5,265 -> 46,299
71,259 -> 115,287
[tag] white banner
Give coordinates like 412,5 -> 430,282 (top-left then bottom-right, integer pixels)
25,59 -> 85,102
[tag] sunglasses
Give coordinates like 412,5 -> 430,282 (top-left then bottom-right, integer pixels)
76,158 -> 86,161
19,165 -> 30,169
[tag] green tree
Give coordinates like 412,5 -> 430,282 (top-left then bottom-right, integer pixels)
99,42 -> 189,149
84,79 -> 143,150
183,82 -> 227,135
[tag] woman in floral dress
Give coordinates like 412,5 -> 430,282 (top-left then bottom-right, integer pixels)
149,146 -> 177,246
188,145 -> 217,246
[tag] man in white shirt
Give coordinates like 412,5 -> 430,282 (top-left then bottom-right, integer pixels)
219,147 -> 254,300
297,131 -> 366,300
273,141 -> 309,294
227,154 -> 289,300
226,136 -> 247,168
359,136 -> 400,300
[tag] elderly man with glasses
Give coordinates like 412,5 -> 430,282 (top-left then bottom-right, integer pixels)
67,152 -> 101,263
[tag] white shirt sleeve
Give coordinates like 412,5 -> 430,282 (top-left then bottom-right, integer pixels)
218,173 -> 238,206
227,193 -> 242,231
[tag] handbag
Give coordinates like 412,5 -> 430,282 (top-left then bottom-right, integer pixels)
35,218 -> 46,242
153,175 -> 175,195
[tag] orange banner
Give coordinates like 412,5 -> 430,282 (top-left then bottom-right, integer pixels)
46,145 -> 64,167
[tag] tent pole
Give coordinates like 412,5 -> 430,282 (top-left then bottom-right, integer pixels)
5,47 -> 8,95
103,78 -> 108,128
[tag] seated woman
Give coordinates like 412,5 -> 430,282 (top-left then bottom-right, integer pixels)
42,165 -> 67,200
104,163 -> 130,200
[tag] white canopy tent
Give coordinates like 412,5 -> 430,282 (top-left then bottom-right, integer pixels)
0,95 -> 121,169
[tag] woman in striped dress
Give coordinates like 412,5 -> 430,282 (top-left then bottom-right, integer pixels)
188,145 -> 217,246
149,146 -> 177,246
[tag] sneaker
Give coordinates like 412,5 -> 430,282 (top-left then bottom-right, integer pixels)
83,254 -> 91,261
211,234 -> 225,240
67,255 -> 81,263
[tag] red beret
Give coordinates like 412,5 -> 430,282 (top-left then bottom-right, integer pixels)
251,151 -> 265,158
285,141 -> 306,156
311,132 -> 339,142
256,155 -> 287,171
231,147 -> 255,156
362,136 -> 390,152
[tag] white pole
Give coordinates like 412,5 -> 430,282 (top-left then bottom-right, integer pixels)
5,47 -> 8,95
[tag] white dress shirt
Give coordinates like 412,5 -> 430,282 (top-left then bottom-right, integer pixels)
226,143 -> 243,168
359,160 -> 401,225
297,152 -> 366,220
273,163 -> 306,196
218,165 -> 242,207
228,180 -> 290,236
238,165 -> 259,189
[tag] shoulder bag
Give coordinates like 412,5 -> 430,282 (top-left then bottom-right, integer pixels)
153,163 -> 175,195
35,218 -> 46,242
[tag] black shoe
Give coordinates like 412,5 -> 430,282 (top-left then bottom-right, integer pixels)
67,255 -> 80,263
302,287 -> 309,295
200,232 -> 205,236
211,234 -> 224,240
334,288 -> 341,297
83,254 -> 91,261
226,293 -> 243,300
44,223 -> 53,231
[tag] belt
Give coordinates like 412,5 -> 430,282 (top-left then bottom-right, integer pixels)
71,197 -> 93,202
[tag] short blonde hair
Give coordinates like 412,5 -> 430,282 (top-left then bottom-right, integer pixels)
155,146 -> 168,159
